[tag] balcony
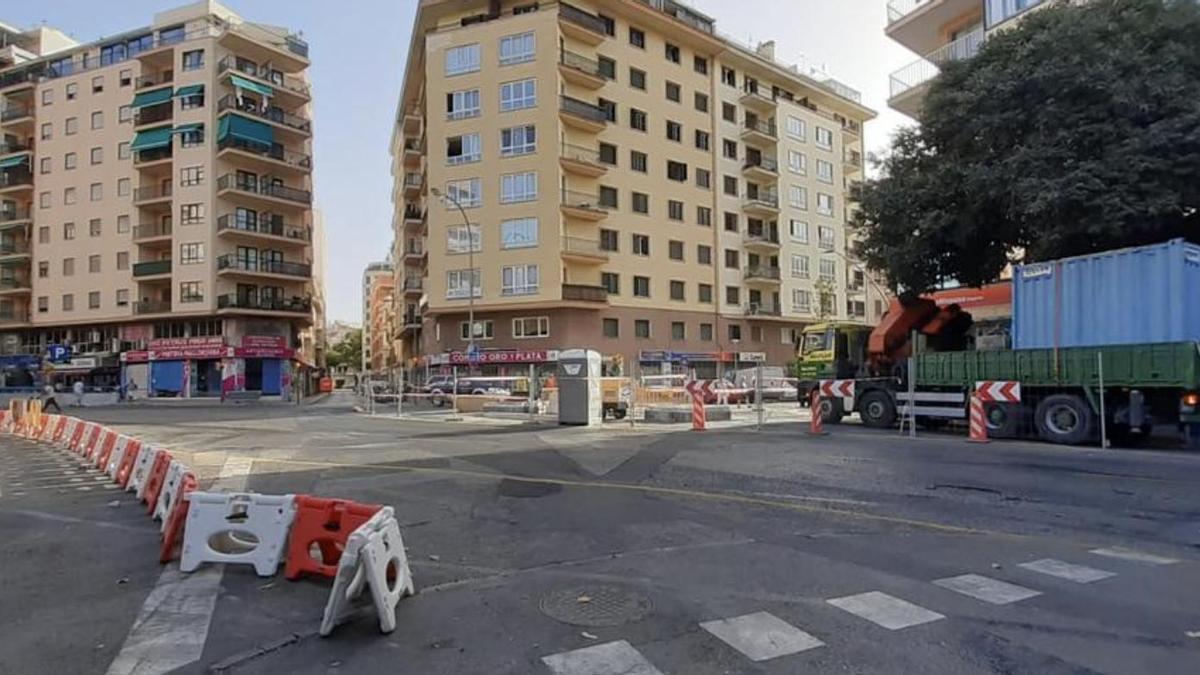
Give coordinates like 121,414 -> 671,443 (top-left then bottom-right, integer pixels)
560,95 -> 608,133
400,312 -> 421,333
744,265 -> 782,285
559,143 -> 608,177
403,246 -> 426,264
134,103 -> 173,127
132,259 -> 172,278
216,254 -> 312,279
0,241 -> 31,259
217,136 -> 312,173
133,222 -> 173,244
214,97 -> 310,140
560,189 -> 609,221
742,154 -> 779,181
560,237 -> 609,264
0,169 -> 32,192
740,85 -> 776,113
402,137 -> 424,167
743,230 -> 780,251
133,299 -> 172,315
0,277 -> 31,294
844,149 -> 863,174
133,183 -> 173,204
742,192 -> 780,216
0,205 -> 30,228
562,283 -> 608,304
889,27 -> 985,117
217,294 -> 312,316
741,118 -> 778,144
0,140 -> 31,156
135,73 -> 174,90
559,3 -> 609,45
217,57 -> 311,101
559,49 -> 607,89
217,174 -> 312,207
402,106 -> 422,136
402,172 -> 423,199
744,303 -> 782,318
886,0 -> 980,54
133,146 -> 173,166
0,104 -> 34,126
0,307 -> 30,325
402,278 -> 424,297
216,214 -> 310,244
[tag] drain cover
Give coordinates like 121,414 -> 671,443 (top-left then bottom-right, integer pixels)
539,586 -> 652,627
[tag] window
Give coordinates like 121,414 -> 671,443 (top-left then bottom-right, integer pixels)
446,133 -> 482,164
447,88 -> 481,119
788,150 -> 807,175
446,269 -> 481,298
64,153 -> 77,170
723,176 -> 738,196
599,185 -> 619,208
447,224 -> 481,254
726,286 -> 740,305
39,157 -> 50,174
512,316 -> 549,338
790,290 -> 813,315
66,83 -> 77,100
722,102 -> 736,123
599,98 -> 617,121
119,69 -> 132,87
632,233 -> 650,256
446,178 -> 482,208
630,150 -> 647,173
500,171 -> 537,203
694,55 -> 708,74
180,166 -> 204,186
629,27 -> 645,48
460,320 -> 494,341
37,296 -> 48,313
815,126 -> 834,149
664,43 -> 680,64
819,258 -> 836,282
791,254 -> 810,279
724,212 -> 738,232
721,66 -> 736,87
601,271 -> 619,294
632,192 -> 649,214
499,32 -> 535,65
816,159 -> 834,184
181,203 -> 204,224
818,225 -> 836,250
62,258 -> 75,276
180,127 -> 204,147
500,217 -> 538,249
725,249 -> 740,269
40,123 -> 51,141
599,14 -> 616,35
816,193 -> 834,216
64,224 -> 75,242
694,92 -> 708,113
40,192 -> 51,209
787,116 -> 807,140
633,276 -> 650,297
696,169 -> 711,189
38,227 -> 49,244
182,49 -> 204,70
669,240 -> 684,261
723,139 -> 737,159
90,147 -> 103,165
700,323 -> 714,341
498,78 -> 536,113
38,261 -> 48,278
446,43 -> 481,75
630,108 -> 647,132
118,142 -> 131,160
500,125 -> 536,156
668,200 -> 684,221
671,322 -> 686,340
599,229 -> 618,252
598,143 -> 617,165
89,219 -> 101,237
634,319 -> 651,338
62,294 -> 74,312
790,220 -> 809,243
669,281 -> 685,301
119,105 -> 132,122
598,56 -> 616,80
664,120 -> 682,142
180,282 -> 203,303
697,206 -> 712,226
42,89 -> 53,106
698,283 -> 713,303
91,76 -> 103,93
116,289 -> 129,307
64,117 -> 79,135
665,81 -> 681,103
117,215 -> 130,233
88,255 -> 101,273
697,245 -> 712,265
89,183 -> 102,202
91,111 -> 103,130
603,318 -> 619,338
629,67 -> 646,90
789,185 -> 808,210
117,252 -> 129,270
180,242 -> 204,264
667,161 -> 687,182
64,187 -> 77,205
728,324 -> 742,341
502,265 -> 539,296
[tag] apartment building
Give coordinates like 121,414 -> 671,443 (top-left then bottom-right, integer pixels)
887,0 -> 1055,117
0,1 -> 317,397
362,259 -> 395,373
390,0 -> 883,378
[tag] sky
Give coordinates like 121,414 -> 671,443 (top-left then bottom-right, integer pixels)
5,0 -> 919,326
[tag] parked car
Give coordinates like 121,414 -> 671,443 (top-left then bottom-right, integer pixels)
422,376 -> 512,406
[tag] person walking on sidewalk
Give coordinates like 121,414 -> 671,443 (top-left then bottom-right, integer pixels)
72,380 -> 85,408
42,382 -> 62,413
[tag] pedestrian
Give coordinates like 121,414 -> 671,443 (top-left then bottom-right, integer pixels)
42,382 -> 62,413
73,379 -> 85,408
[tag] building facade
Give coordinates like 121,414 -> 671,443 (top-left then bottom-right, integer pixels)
391,0 -> 884,379
361,260 -> 394,374
0,1 -> 317,397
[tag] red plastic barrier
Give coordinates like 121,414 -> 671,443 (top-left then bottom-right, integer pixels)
159,473 -> 197,562
142,451 -> 172,512
67,422 -> 87,452
95,431 -> 118,469
284,495 -> 383,580
80,425 -> 103,459
115,439 -> 143,488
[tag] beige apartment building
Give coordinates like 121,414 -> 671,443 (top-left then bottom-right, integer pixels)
0,1 -> 318,397
390,0 -> 884,378
887,0 -> 1054,117
362,259 -> 395,374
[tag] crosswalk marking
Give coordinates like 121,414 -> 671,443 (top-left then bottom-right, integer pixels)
1090,547 -> 1179,565
541,640 -> 663,675
699,611 -> 824,662
933,574 -> 1042,605
1018,558 -> 1115,583
827,591 -> 944,630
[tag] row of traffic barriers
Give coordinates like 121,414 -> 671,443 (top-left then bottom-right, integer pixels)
0,402 -> 414,637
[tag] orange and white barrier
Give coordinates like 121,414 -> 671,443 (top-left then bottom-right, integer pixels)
808,389 -> 828,436
320,506 -> 414,636
968,394 -> 989,443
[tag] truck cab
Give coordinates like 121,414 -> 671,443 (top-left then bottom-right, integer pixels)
796,323 -> 872,392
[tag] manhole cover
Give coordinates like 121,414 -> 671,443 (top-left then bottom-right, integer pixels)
539,586 -> 652,627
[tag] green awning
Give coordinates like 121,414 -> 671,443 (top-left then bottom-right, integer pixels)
173,84 -> 204,98
229,74 -> 273,98
217,114 -> 273,148
171,123 -> 203,135
129,126 -> 173,151
0,155 -> 28,168
130,87 -> 173,109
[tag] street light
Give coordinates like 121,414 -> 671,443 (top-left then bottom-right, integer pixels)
430,187 -> 478,366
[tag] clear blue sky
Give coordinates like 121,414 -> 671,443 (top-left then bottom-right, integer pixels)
6,1 -> 913,326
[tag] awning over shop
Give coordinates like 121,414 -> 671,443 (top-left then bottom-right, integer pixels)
130,126 -> 173,151
217,114 -> 273,148
173,84 -> 204,98
0,154 -> 29,168
131,87 -> 173,109
230,74 -> 273,98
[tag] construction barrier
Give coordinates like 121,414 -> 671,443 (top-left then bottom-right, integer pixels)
285,496 -> 383,581
94,430 -> 119,470
141,451 -> 173,511
320,506 -> 414,636
152,460 -> 188,524
968,394 -> 990,444
160,474 -> 198,563
115,438 -> 144,487
128,446 -> 161,497
179,492 -> 297,577
807,389 -> 828,436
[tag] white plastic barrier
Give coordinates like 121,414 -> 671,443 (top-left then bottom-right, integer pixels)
127,446 -> 160,497
104,435 -> 133,479
152,460 -> 188,526
320,506 -> 415,636
180,492 -> 296,577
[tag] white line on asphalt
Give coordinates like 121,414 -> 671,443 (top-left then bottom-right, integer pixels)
827,591 -> 945,630
106,455 -> 253,675
1018,558 -> 1115,583
541,640 -> 664,675
933,574 -> 1042,605
699,611 -> 824,661
1090,547 -> 1179,565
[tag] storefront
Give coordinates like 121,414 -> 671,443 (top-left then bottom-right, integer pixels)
0,354 -> 40,390
637,350 -> 736,380
121,335 -> 297,399
424,349 -> 559,379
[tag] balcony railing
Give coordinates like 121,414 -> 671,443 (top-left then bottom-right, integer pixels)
744,265 -> 782,281
744,230 -> 780,246
134,103 -> 173,126
133,184 -> 172,201
745,303 -> 782,317
218,137 -> 312,170
217,57 -> 311,98
743,118 -> 778,139
133,222 -> 172,239
403,278 -> 423,292
217,214 -> 310,241
217,174 -> 312,205
560,49 -> 604,77
0,308 -> 30,323
561,189 -> 609,212
132,260 -> 172,277
743,155 -> 778,173
403,206 -> 424,222
562,236 -> 606,257
559,3 -> 609,35
844,149 -> 862,167
742,192 -> 779,210
561,142 -> 606,166
0,105 -> 33,122
740,85 -> 776,106
216,254 -> 311,278
560,95 -> 608,123
0,141 -> 31,155
134,146 -> 173,164
0,170 -> 32,189
217,95 -> 311,134
217,294 -> 312,313
403,173 -> 422,189
133,299 -> 172,315
0,278 -> 30,290
0,206 -> 31,223
890,27 -> 986,99
135,73 -> 173,89
0,242 -> 31,256
562,284 -> 608,303
887,0 -> 932,24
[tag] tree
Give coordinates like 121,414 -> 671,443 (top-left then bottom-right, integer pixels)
326,329 -> 363,371
854,0 -> 1200,295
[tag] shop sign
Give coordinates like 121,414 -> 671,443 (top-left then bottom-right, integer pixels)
242,335 -> 287,349
738,352 -> 767,363
444,349 -> 556,365
149,336 -> 225,350
639,350 -> 735,363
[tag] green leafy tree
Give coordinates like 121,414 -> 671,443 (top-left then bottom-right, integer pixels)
854,0 -> 1200,295
326,329 -> 363,371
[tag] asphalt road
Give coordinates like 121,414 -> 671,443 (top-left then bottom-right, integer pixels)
1,393 -> 1198,675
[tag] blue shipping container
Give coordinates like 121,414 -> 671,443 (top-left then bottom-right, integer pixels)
1012,239 -> 1200,349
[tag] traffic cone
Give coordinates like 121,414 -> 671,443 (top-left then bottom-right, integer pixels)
807,389 -> 828,436
968,394 -> 989,443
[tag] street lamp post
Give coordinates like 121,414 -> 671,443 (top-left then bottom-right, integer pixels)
430,188 -> 477,369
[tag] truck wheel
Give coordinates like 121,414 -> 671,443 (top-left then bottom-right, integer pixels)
1034,394 -> 1095,445
985,403 -> 1024,439
818,397 -> 845,424
858,390 -> 896,429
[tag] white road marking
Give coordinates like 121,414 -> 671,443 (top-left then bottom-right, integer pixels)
541,640 -> 664,675
1018,558 -> 1115,583
699,611 -> 824,661
1090,547 -> 1179,565
933,574 -> 1042,605
827,591 -> 945,630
